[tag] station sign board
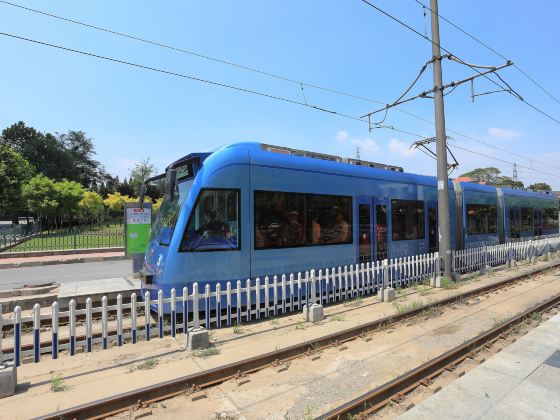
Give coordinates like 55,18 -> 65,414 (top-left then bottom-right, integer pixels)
124,202 -> 152,257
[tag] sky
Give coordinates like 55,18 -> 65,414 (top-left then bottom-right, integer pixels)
1,1 -> 559,189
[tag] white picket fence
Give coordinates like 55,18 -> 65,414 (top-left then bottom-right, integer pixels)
452,236 -> 560,274
2,234 -> 559,367
1,253 -> 442,366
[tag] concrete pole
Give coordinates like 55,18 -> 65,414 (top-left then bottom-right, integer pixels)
430,0 -> 452,278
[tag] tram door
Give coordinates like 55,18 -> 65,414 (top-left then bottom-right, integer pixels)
535,209 -> 543,237
357,196 -> 373,263
374,198 -> 389,261
428,202 -> 438,253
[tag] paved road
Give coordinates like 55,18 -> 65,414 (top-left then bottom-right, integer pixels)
0,260 -> 132,290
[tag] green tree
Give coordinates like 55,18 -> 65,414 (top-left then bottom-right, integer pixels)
54,180 -> 85,221
129,158 -> 156,196
1,121 -> 71,180
117,177 -> 135,197
57,130 -> 104,189
79,191 -> 105,222
459,167 -> 524,188
528,182 -> 552,192
0,144 -> 34,222
21,174 -> 58,225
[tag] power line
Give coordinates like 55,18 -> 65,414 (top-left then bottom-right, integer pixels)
448,144 -> 560,179
359,0 -> 560,127
0,0 -> 386,107
3,0 -> 558,173
413,0 -> 560,106
0,31 -> 367,124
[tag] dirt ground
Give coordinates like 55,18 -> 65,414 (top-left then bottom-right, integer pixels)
1,260 -> 559,419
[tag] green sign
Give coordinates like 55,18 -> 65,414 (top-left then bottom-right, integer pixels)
125,205 -> 152,254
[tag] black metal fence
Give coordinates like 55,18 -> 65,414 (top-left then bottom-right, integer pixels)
0,221 -> 124,253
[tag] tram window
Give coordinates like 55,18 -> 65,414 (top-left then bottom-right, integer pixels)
521,207 -> 534,232
466,204 -> 497,235
254,191 -> 352,249
180,189 -> 240,251
509,207 -> 521,239
391,199 -> 425,241
543,208 -> 559,230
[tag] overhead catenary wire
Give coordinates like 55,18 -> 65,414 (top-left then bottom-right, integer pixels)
2,1 -> 559,173
413,0 -> 560,106
359,0 -> 560,128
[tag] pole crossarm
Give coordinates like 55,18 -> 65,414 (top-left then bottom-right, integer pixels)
360,59 -> 513,119
410,137 -> 459,173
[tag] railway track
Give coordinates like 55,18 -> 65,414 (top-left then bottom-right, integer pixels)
318,293 -> 560,419
35,263 -> 559,420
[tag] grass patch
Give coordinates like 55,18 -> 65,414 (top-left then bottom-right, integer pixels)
295,320 -> 306,330
393,300 -> 424,315
440,277 -> 457,289
492,315 -> 510,328
330,313 -> 345,322
50,373 -> 69,392
344,296 -> 363,307
193,347 -> 221,358
528,311 -> 542,322
270,318 -> 280,326
233,323 -> 244,334
137,358 -> 159,370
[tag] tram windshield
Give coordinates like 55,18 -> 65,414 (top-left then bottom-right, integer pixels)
150,162 -> 194,246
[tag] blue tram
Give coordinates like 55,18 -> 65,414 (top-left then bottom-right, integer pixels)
140,142 -> 559,298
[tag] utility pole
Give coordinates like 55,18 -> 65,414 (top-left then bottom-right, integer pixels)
429,0 -> 452,278
513,162 -> 518,183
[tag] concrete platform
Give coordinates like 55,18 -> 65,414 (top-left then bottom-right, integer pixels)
400,313 -> 560,420
57,277 -> 140,307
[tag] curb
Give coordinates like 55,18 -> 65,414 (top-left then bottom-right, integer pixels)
0,255 -> 126,270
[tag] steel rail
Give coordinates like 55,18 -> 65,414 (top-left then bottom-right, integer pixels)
34,262 -> 560,419
318,293 -> 560,419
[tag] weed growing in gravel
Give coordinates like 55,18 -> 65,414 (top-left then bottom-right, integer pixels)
50,373 -> 69,392
233,323 -> 244,334
344,296 -> 363,307
393,300 -> 423,315
330,313 -> 345,322
137,358 -> 159,370
528,312 -> 542,322
440,277 -> 456,289
303,402 -> 314,420
194,347 -> 221,358
418,286 -> 433,296
492,315 -> 510,327
270,318 -> 280,326
295,320 -> 306,330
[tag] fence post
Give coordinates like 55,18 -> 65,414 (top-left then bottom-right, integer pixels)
170,288 -> 177,337
33,303 -> 40,363
192,283 -> 200,329
158,290 -> 164,338
182,287 -> 189,336
86,297 -> 92,352
73,226 -> 77,253
236,280 -> 242,325
144,291 -> 151,341
215,284 -> 221,328
131,293 -> 137,344
116,295 -> 123,346
14,306 -> 21,367
246,279 -> 252,322
257,277 -> 263,319
297,273 -> 302,310
70,299 -> 76,355
281,274 -> 287,314
226,282 -> 232,326
101,296 -> 108,350
52,301 -> 59,359
273,275 -> 279,316
289,274 -> 295,312
205,284 -> 211,329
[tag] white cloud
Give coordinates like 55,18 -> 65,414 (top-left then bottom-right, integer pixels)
488,127 -> 520,140
354,138 -> 380,155
335,130 -> 349,142
388,138 -> 416,158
